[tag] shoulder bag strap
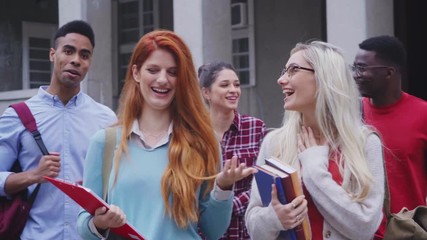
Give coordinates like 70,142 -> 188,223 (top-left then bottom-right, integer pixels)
9,102 -> 50,203
102,127 -> 116,200
360,97 -> 365,120
363,105 -> 391,219
370,131 -> 392,220
10,102 -> 49,155
382,151 -> 392,220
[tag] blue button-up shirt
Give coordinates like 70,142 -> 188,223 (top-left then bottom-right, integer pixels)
0,86 -> 117,240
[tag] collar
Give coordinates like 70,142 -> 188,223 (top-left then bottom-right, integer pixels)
131,119 -> 173,137
229,110 -> 241,132
38,86 -> 83,107
131,119 -> 173,149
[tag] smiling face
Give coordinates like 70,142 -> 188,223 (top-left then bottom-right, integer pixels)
132,49 -> 177,112
353,49 -> 390,98
202,69 -> 241,111
49,33 -> 93,91
277,50 -> 316,114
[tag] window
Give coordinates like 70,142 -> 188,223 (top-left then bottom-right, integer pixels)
232,38 -> 250,84
231,0 -> 255,86
117,0 -> 159,91
22,22 -> 57,89
231,2 -> 248,29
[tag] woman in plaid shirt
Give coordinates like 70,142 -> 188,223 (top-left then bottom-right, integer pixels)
198,61 -> 267,239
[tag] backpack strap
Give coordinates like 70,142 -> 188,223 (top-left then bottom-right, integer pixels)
371,131 -> 391,220
102,127 -> 116,200
9,102 -> 50,202
10,102 -> 49,155
359,97 -> 365,120
381,140 -> 392,220
363,109 -> 390,220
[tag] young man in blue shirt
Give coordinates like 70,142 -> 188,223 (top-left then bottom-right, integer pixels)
0,20 -> 117,239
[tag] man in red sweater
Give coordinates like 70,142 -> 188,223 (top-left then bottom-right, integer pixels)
352,35 -> 427,239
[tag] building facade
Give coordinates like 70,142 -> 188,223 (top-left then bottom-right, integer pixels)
0,0 -> 425,127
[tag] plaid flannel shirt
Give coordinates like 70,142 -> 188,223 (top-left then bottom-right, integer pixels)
218,111 -> 266,240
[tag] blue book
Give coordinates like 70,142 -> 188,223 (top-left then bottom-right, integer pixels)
254,166 -> 288,206
254,165 -> 297,240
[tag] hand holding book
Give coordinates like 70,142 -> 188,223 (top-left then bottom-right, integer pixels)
254,157 -> 311,240
271,184 -> 308,231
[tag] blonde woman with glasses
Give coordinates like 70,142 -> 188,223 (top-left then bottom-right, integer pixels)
245,41 -> 385,240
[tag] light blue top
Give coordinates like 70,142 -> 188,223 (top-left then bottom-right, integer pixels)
0,86 -> 117,240
77,127 -> 234,240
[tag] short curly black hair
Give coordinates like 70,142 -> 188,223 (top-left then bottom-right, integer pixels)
359,35 -> 406,70
54,20 -> 95,48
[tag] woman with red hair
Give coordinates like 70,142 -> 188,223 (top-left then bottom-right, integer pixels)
77,30 -> 255,239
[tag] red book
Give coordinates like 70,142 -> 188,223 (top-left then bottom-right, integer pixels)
265,157 -> 311,240
43,176 -> 145,240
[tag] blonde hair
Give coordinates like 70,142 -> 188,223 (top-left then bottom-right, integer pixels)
271,41 -> 374,201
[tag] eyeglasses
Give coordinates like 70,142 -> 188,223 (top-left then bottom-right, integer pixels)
350,64 -> 390,76
279,65 -> 315,78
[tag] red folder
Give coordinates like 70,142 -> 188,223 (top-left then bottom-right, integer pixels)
43,176 -> 145,240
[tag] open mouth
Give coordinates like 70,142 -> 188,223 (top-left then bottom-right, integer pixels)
283,89 -> 295,98
65,69 -> 80,77
226,96 -> 238,101
152,87 -> 170,94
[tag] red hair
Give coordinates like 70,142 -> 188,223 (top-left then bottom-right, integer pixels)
115,30 -> 220,228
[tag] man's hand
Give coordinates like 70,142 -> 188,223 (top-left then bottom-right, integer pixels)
4,152 -> 61,194
32,152 -> 61,183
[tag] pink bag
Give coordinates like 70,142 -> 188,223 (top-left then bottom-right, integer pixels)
0,177 -> 39,240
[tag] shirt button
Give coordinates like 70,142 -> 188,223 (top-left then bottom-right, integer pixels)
324,230 -> 331,238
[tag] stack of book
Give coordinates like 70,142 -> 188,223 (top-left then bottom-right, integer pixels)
254,157 -> 311,240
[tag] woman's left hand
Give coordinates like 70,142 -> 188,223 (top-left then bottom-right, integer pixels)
298,126 -> 325,152
216,156 -> 257,190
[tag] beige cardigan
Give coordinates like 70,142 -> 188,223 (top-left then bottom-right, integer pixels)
245,133 -> 384,240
